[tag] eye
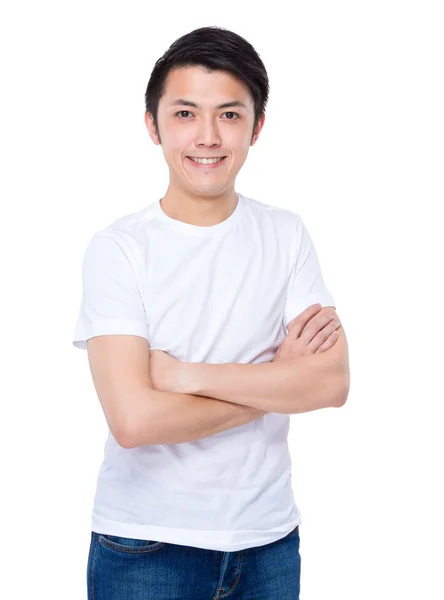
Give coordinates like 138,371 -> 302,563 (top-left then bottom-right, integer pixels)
175,110 -> 194,119
222,112 -> 240,120
174,111 -> 240,120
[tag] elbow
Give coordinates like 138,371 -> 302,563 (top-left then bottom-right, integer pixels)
113,422 -> 138,449
333,373 -> 351,408
112,410 -> 144,449
116,387 -> 159,449
104,414 -> 136,449
117,417 -> 148,449
116,429 -> 137,449
118,403 -> 157,449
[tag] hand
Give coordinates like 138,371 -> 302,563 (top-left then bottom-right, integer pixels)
149,349 -> 186,393
273,304 -> 340,361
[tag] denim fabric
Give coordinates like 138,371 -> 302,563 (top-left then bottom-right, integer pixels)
87,525 -> 301,599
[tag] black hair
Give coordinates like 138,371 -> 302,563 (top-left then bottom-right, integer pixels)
145,26 -> 270,143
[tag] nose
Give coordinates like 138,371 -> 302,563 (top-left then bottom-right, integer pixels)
195,116 -> 222,149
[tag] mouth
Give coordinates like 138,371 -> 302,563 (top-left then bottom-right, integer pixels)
186,156 -> 227,169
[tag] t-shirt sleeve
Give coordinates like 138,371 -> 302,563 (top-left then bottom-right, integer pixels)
283,216 -> 336,329
72,233 -> 149,350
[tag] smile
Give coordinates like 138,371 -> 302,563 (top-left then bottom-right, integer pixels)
186,156 -> 227,168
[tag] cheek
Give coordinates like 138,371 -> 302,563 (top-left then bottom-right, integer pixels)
162,138 -> 188,164
230,139 -> 251,162
161,122 -> 190,149
228,128 -> 252,151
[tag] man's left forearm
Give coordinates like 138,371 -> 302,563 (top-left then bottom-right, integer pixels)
178,350 -> 348,414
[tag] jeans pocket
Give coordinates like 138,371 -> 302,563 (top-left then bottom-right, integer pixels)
97,534 -> 165,554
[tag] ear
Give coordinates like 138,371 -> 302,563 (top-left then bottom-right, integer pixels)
250,113 -> 266,146
144,112 -> 161,146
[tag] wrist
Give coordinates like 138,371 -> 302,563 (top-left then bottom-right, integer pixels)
176,362 -> 201,395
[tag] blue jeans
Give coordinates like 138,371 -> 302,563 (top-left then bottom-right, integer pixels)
87,525 -> 301,599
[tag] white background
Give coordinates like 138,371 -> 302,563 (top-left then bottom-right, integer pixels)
1,1 -> 443,598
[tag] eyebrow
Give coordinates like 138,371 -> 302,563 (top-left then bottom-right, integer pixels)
168,98 -> 247,110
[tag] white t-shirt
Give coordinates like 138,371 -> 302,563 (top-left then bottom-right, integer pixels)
72,191 -> 335,551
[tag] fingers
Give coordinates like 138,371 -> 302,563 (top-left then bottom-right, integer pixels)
299,308 -> 338,341
314,330 -> 339,354
310,319 -> 340,351
301,311 -> 340,351
287,303 -> 323,338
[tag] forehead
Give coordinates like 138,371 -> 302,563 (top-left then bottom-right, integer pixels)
160,66 -> 253,108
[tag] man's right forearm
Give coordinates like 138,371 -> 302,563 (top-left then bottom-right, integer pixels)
125,388 -> 268,448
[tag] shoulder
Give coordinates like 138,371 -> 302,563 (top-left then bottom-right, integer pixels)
240,192 -> 302,235
84,202 -> 157,261
242,193 -> 301,221
100,204 -> 155,245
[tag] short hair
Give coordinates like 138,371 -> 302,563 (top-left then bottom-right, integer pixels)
145,26 -> 270,142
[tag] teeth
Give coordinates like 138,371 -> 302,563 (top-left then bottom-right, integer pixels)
189,157 -> 225,164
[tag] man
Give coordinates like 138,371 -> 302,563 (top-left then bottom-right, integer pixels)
73,25 -> 350,600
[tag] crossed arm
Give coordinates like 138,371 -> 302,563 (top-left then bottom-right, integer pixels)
127,311 -> 349,447
176,325 -> 349,414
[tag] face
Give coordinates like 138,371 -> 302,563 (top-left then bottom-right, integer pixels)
144,66 -> 265,198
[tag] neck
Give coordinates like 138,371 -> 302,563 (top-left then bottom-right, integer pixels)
159,186 -> 238,227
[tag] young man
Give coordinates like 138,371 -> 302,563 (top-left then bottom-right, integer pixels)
73,26 -> 350,600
